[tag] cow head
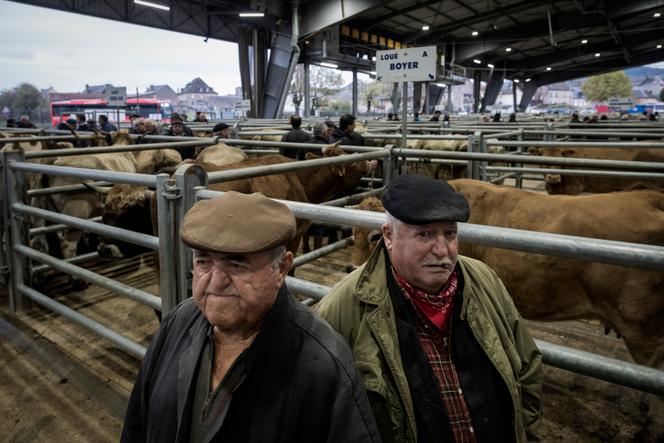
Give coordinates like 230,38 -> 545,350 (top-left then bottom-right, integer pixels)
97,184 -> 155,259
303,146 -> 373,203
528,146 -> 587,194
349,197 -> 385,271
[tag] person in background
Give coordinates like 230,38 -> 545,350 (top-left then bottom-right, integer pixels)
166,117 -> 195,159
6,118 -> 17,128
414,112 -> 420,122
318,174 -> 543,443
508,113 -> 517,122
492,112 -> 502,122
212,122 -> 231,139
16,115 -> 36,128
387,112 -> 394,121
330,114 -> 365,146
121,192 -> 381,442
193,112 -> 208,123
76,114 -> 90,132
570,112 -> 580,123
129,118 -> 145,135
98,114 -> 118,132
280,115 -> 312,159
430,110 -> 442,122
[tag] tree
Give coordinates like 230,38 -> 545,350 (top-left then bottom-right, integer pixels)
581,71 -> 633,102
0,82 -> 47,122
288,65 -> 344,115
360,82 -> 390,114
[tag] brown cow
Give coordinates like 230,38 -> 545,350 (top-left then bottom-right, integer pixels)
529,144 -> 664,194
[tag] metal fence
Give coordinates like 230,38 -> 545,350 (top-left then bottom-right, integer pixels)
0,132 -> 663,397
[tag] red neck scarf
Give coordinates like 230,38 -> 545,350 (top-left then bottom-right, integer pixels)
393,267 -> 459,332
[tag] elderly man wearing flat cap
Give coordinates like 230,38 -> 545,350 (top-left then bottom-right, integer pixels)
318,174 -> 542,443
122,192 -> 380,443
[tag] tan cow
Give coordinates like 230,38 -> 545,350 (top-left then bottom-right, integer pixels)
529,144 -> 664,194
195,142 -> 247,166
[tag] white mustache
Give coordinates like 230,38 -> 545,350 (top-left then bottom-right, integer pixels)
423,261 -> 454,268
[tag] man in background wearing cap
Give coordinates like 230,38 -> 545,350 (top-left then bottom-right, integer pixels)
280,115 -> 313,159
212,122 -> 231,139
318,174 -> 542,443
122,192 -> 381,442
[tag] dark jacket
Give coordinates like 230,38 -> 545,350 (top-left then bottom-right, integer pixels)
100,121 -> 118,132
318,242 -> 542,443
330,128 -> 365,146
280,128 -> 312,159
122,286 -> 381,443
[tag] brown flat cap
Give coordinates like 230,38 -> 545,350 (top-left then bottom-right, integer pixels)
180,192 -> 296,254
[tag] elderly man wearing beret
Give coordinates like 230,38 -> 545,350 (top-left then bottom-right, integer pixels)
318,174 -> 542,443
122,192 -> 381,443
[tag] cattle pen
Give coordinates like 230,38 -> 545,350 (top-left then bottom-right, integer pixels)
1,124 -> 664,441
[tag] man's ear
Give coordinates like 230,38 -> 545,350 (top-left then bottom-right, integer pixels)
278,251 -> 294,278
381,224 -> 393,250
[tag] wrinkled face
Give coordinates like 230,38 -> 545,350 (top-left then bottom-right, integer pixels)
192,249 -> 292,335
144,122 -> 156,133
135,121 -> 145,132
172,123 -> 184,135
382,220 -> 458,293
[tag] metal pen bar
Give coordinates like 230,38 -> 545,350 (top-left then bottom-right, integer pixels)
13,204 -> 159,250
15,245 -> 161,311
394,148 -> 664,171
206,151 -> 389,184
485,140 -> 664,149
485,166 -> 664,179
10,161 -> 158,187
28,181 -> 113,197
535,339 -> 664,396
31,251 -> 99,274
292,237 -> 354,268
0,135 -> 95,144
195,193 -> 664,271
29,216 -> 103,237
321,188 -> 384,207
16,284 -> 147,359
24,139 -> 210,159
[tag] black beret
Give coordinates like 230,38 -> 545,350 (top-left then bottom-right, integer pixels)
381,174 -> 469,224
213,122 -> 229,132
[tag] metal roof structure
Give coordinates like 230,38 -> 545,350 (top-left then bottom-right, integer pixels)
8,0 -> 664,114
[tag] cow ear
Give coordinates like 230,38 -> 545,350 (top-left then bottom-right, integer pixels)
561,149 -> 575,157
305,152 -> 318,160
528,147 -> 542,155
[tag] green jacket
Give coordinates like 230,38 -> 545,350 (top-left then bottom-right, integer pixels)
317,243 -> 542,442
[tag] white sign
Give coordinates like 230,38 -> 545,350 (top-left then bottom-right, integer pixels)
105,86 -> 127,107
234,99 -> 251,111
375,45 -> 437,82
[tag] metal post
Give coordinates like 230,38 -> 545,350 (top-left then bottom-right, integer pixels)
0,151 -> 7,286
304,62 -> 311,117
447,84 -> 453,114
467,131 -> 482,180
155,174 -> 178,315
516,128 -> 524,188
402,82 -> 408,149
352,68 -> 358,117
511,82 -> 517,113
173,163 -> 208,303
3,150 -> 29,311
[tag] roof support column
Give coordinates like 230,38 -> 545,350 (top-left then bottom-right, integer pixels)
238,27 -> 254,117
473,70 -> 481,114
253,29 -> 268,117
480,71 -> 504,113
352,68 -> 358,116
513,82 -> 518,113
426,83 -> 444,114
413,82 -> 423,114
518,82 -> 539,112
304,62 -> 311,116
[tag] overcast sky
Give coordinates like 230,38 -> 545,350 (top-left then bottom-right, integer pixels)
1,1 -> 662,97
0,1 -> 244,95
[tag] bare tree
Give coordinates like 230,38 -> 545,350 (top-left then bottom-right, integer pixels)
288,65 -> 344,115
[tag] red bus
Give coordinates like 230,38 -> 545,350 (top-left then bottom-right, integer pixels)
50,98 -> 172,127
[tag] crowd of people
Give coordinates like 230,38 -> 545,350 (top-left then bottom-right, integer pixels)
278,113 -> 366,160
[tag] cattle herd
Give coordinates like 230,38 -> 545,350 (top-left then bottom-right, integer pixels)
0,119 -> 663,439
